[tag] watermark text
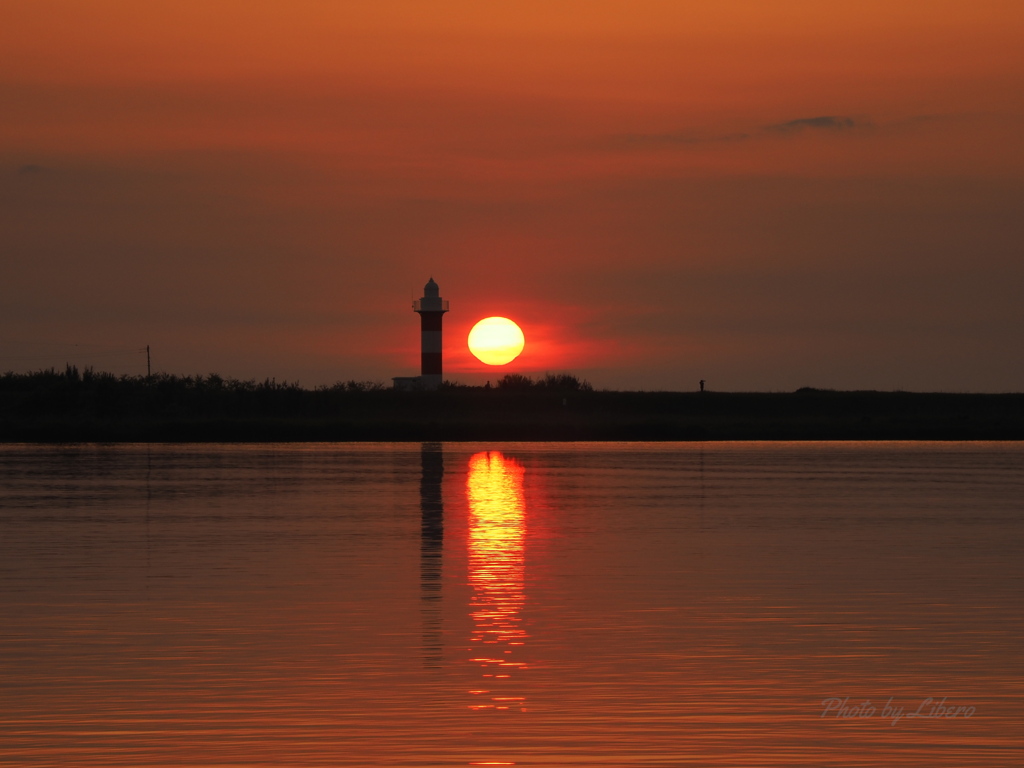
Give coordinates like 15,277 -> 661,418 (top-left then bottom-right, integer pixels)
820,697 -> 975,725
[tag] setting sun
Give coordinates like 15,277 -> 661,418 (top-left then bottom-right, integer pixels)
468,317 -> 525,366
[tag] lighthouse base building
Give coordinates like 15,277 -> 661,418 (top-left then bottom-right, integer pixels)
393,277 -> 449,392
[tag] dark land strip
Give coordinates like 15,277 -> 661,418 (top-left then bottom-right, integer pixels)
2,370 -> 1022,441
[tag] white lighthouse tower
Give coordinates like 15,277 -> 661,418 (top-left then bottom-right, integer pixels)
393,277 -> 449,391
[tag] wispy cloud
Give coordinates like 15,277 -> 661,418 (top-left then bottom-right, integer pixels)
614,115 -> 865,150
765,115 -> 858,133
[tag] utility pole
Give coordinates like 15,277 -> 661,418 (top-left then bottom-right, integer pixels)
146,345 -> 151,379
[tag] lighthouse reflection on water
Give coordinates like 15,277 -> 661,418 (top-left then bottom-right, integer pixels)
419,443 -> 445,667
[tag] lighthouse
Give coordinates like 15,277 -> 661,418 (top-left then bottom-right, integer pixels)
394,277 -> 449,391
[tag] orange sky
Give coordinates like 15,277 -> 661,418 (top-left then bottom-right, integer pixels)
2,1 -> 1023,389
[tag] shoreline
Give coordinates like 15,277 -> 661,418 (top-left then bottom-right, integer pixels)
4,390 -> 1023,443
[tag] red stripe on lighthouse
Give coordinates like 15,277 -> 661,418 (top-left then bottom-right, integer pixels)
420,313 -> 443,332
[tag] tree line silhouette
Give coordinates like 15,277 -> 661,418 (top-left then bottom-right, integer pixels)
2,366 -> 1021,441
0,366 -> 593,421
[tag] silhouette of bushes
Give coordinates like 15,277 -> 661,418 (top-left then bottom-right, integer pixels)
496,373 -> 593,391
7,367 -> 1018,443
496,373 -> 534,390
538,373 -> 593,392
0,368 -> 393,421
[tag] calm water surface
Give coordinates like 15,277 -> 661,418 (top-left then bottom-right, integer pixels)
1,441 -> 1022,766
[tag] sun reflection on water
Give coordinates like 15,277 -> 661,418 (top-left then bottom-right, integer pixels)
466,451 -> 528,711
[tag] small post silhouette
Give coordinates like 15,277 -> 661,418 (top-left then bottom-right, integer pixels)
147,345 -> 151,379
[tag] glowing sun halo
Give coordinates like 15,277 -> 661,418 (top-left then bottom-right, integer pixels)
468,317 -> 525,366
